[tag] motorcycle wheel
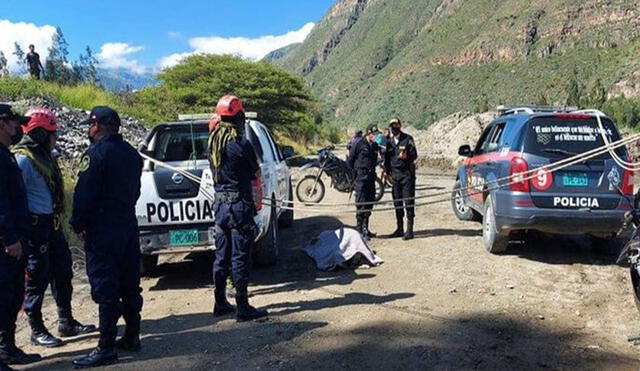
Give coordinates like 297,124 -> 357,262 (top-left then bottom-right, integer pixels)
296,175 -> 325,204
374,177 -> 385,202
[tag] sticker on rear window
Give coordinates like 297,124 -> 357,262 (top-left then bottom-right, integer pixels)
532,124 -> 611,144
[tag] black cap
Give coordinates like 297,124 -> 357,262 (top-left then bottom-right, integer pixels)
79,106 -> 121,127
0,104 -> 30,125
365,124 -> 380,135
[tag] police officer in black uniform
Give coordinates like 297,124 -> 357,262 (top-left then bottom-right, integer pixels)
0,105 -> 41,366
384,119 -> 418,240
348,124 -> 381,240
208,95 -> 268,322
70,106 -> 144,368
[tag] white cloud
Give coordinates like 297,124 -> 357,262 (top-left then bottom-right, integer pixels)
97,42 -> 146,74
0,20 -> 56,72
159,22 -> 315,69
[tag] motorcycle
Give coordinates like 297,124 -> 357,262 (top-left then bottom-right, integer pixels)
296,145 -> 385,204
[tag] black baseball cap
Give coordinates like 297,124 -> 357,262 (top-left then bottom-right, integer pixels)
79,106 -> 121,127
0,104 -> 30,124
365,124 -> 380,135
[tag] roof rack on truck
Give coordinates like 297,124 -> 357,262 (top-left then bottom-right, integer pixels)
177,112 -> 258,121
497,105 -> 578,116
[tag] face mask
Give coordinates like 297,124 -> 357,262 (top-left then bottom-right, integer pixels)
391,127 -> 401,136
10,126 -> 23,145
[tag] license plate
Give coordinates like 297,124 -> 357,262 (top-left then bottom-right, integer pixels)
169,230 -> 199,246
562,173 -> 588,187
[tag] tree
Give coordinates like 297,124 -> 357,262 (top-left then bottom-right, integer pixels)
12,43 -> 26,75
565,69 -> 582,107
74,46 -> 99,84
45,27 -> 74,84
582,78 -> 606,109
150,54 -> 317,137
0,51 -> 8,77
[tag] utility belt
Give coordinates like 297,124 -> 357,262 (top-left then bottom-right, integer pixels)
215,191 -> 242,204
28,213 -> 54,254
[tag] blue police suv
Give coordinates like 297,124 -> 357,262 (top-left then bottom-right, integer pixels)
452,106 -> 634,253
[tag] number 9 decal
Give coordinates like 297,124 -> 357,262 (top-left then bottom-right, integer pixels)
531,168 -> 552,191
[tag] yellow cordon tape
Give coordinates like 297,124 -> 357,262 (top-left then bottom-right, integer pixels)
139,132 -> 640,215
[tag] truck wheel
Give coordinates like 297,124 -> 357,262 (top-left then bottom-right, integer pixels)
140,255 -> 158,277
451,180 -> 481,222
374,177 -> 385,202
296,176 -> 325,204
255,198 -> 279,266
279,181 -> 294,228
483,195 -> 509,254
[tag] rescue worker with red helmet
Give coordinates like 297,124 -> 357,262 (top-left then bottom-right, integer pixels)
207,95 -> 268,322
11,107 -> 97,348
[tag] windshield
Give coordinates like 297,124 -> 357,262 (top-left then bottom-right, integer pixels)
153,126 -> 209,162
523,117 -> 625,159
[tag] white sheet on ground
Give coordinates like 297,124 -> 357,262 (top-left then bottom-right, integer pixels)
304,227 -> 384,271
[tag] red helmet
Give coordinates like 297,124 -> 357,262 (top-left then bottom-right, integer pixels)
23,107 -> 60,134
208,114 -> 219,132
216,95 -> 245,118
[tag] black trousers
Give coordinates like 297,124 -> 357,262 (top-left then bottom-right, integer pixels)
354,169 -> 376,219
392,172 -> 416,220
24,216 -> 74,327
0,249 -> 24,353
86,224 -> 142,349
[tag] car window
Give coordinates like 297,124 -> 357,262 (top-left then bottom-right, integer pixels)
481,123 -> 505,154
474,125 -> 493,155
255,125 -> 276,163
260,125 -> 282,162
153,125 -> 209,162
246,124 -> 264,163
523,117 -> 624,158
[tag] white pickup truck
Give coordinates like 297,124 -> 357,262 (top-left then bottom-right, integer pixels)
135,118 -> 294,275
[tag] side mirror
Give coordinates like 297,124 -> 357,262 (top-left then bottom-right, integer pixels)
458,145 -> 473,157
281,146 -> 295,159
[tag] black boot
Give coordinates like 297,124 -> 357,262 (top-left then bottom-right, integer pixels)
365,217 -> 376,238
235,293 -> 268,322
403,218 -> 414,240
58,319 -> 97,338
29,319 -> 63,348
389,215 -> 404,238
72,347 -> 118,369
0,360 -> 14,371
213,283 -> 236,317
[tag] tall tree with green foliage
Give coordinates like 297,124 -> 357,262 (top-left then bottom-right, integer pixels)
12,43 -> 26,75
73,46 -> 99,84
45,27 -> 74,84
149,54 -> 318,139
0,51 -> 8,77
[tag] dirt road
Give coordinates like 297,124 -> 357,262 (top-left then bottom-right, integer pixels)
13,173 -> 640,370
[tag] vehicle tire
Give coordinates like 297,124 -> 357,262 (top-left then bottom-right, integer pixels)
140,255 -> 158,277
296,175 -> 325,204
278,181 -> 294,228
482,195 -> 509,254
451,180 -> 482,222
254,198 -> 279,266
374,177 -> 385,202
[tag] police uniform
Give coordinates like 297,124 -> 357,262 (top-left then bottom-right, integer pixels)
0,105 -> 40,366
348,124 -> 380,240
384,126 -> 418,240
70,107 -> 143,367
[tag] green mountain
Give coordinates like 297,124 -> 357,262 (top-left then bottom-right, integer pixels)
271,0 -> 640,128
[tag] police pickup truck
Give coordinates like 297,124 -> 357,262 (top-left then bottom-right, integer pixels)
136,115 -> 294,275
452,106 -> 633,254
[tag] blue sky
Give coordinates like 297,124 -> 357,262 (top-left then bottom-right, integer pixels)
0,0 -> 334,72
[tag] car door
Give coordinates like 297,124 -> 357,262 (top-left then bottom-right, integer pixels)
255,124 -> 289,214
468,122 -> 506,209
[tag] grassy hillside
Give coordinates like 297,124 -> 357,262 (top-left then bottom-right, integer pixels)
272,0 -> 640,128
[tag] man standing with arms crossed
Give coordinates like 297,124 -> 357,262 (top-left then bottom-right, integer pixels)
385,119 -> 418,241
0,105 -> 41,367
70,106 -> 143,368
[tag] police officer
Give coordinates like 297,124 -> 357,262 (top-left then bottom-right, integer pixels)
70,106 -> 143,368
13,107 -> 97,348
0,105 -> 41,366
348,124 -> 381,240
384,119 -> 418,240
208,95 -> 268,322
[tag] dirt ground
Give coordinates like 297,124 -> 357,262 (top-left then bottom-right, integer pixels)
12,172 -> 640,371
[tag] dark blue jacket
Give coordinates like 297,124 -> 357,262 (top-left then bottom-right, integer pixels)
0,144 -> 29,246
348,138 -> 379,172
212,137 -> 259,197
70,134 -> 143,234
